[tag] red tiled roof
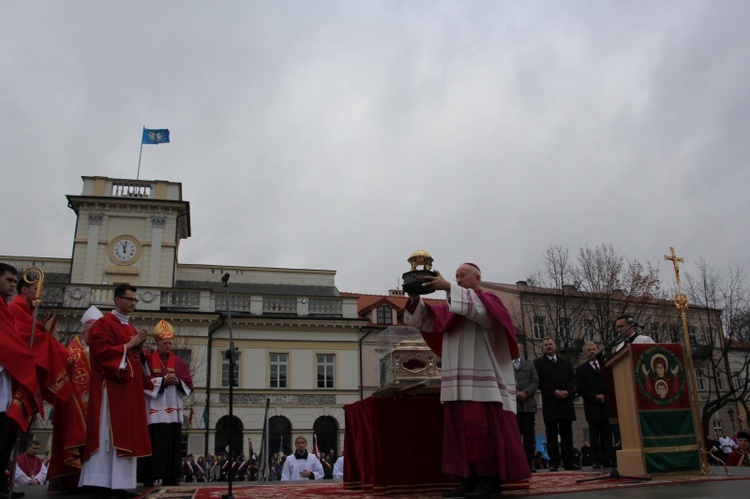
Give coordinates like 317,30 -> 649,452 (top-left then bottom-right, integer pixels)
341,291 -> 446,316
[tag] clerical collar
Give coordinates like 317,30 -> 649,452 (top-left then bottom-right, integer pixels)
112,310 -> 130,324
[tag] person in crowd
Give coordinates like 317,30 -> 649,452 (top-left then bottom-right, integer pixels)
182,454 -> 197,483
406,262 -> 529,498
719,431 -> 738,460
0,263 -> 43,499
235,453 -> 248,481
15,440 -> 47,486
194,456 -> 206,482
9,271 -> 73,406
281,436 -> 324,481
333,451 -> 344,480
726,431 -> 750,466
614,315 -> 655,352
139,320 -> 193,487
48,306 -> 101,491
576,342 -> 613,469
534,337 -> 579,471
79,284 -> 152,498
204,454 -> 214,482
514,352 -> 539,472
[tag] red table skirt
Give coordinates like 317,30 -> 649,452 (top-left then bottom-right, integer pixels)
344,396 -> 451,495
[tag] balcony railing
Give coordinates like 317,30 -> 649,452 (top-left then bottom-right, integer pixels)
41,283 -> 349,318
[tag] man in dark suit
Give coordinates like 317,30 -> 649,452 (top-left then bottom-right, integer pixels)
576,342 -> 612,468
514,354 -> 539,472
534,337 -> 579,471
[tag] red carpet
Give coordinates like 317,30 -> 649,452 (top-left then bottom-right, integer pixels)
143,472 -> 747,498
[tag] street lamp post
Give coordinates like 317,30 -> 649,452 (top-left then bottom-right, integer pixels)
728,408 -> 736,433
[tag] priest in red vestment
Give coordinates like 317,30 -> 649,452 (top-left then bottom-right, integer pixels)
0,263 -> 43,498
47,306 -> 102,491
14,440 -> 47,486
79,285 -> 153,497
138,319 -> 193,487
8,277 -> 74,405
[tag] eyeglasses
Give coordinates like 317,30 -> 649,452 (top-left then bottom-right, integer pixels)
118,296 -> 140,303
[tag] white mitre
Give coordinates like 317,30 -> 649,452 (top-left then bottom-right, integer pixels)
80,305 -> 103,325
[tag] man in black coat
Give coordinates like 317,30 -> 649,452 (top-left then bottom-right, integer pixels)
576,342 -> 613,468
514,354 -> 539,472
534,337 -> 579,471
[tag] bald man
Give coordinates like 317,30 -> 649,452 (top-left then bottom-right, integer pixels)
406,263 -> 530,499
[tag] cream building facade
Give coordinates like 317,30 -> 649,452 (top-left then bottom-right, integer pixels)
2,176 -> 367,460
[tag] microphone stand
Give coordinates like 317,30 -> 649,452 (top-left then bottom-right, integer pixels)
221,273 -> 238,499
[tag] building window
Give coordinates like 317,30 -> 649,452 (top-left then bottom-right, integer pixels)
713,419 -> 724,438
317,354 -> 335,389
696,370 -> 707,391
270,353 -> 288,389
583,319 -> 595,342
376,306 -> 393,325
715,371 -> 725,391
173,348 -> 192,366
558,317 -> 573,341
689,326 -> 698,345
669,324 -> 680,343
221,350 -> 240,387
533,316 -> 546,340
649,323 -> 660,342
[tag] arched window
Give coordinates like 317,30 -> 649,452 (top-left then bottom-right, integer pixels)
215,415 -> 244,456
269,415 -> 292,456
313,416 -> 339,459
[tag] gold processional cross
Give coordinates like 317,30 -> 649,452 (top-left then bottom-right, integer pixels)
663,246 -> 711,474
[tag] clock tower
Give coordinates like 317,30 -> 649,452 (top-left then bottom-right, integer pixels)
67,176 -> 191,287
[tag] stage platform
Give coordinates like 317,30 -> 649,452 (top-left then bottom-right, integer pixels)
19,466 -> 750,498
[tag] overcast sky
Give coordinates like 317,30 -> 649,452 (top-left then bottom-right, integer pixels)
2,1 -> 748,295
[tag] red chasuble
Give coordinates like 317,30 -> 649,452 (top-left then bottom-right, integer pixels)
84,313 -> 153,460
8,295 -> 74,404
48,336 -> 90,483
0,298 -> 42,431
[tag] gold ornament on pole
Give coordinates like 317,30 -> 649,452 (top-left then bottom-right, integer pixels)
663,247 -> 712,475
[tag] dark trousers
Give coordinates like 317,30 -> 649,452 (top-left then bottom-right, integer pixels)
138,423 -> 182,485
588,420 -> 612,466
516,412 -> 535,468
544,419 -> 574,467
0,412 -> 18,492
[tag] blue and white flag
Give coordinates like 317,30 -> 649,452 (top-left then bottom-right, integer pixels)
142,128 -> 170,144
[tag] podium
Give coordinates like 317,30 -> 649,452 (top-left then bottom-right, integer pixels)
607,344 -> 701,476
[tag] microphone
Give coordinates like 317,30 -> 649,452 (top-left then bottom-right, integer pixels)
625,317 -> 644,329
221,273 -> 230,285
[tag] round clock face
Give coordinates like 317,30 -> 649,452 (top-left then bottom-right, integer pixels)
110,236 -> 140,265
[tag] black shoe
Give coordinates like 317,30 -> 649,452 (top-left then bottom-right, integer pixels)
530,468 -> 536,473
549,465 -> 558,472
592,464 -> 602,469
563,464 -> 582,471
142,482 -> 154,488
443,477 -> 479,498
464,478 -> 502,499
90,489 -> 114,499
112,491 -> 139,498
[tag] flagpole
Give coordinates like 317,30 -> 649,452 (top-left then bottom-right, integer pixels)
137,126 -> 145,180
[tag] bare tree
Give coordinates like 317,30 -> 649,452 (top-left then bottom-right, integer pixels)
684,259 -> 750,437
526,244 -> 662,365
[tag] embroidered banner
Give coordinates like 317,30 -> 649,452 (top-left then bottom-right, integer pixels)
631,344 -> 700,473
